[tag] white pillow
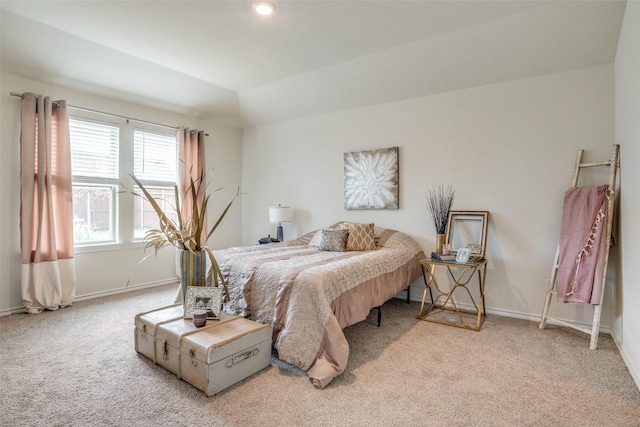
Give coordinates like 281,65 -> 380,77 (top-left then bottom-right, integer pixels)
308,229 -> 324,247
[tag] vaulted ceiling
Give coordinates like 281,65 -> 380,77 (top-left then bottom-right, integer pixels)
0,1 -> 626,128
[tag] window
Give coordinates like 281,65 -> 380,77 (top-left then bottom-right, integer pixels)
132,129 -> 178,239
69,116 -> 178,247
69,118 -> 119,244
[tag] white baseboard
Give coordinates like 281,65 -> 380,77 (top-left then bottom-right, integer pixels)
0,279 -> 178,317
394,290 -> 611,335
73,278 -> 178,302
612,336 -> 640,392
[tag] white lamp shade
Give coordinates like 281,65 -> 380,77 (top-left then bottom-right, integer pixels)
269,206 -> 292,224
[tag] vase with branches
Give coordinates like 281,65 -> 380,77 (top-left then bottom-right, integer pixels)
426,184 -> 455,253
128,171 -> 238,303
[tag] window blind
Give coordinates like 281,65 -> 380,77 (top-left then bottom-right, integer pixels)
134,129 -> 177,185
69,118 -> 119,182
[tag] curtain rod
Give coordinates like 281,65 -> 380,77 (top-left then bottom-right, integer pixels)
9,92 -> 209,136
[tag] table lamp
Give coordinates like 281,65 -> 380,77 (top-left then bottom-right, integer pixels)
269,205 -> 292,242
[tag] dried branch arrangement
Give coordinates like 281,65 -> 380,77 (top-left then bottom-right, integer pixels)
426,185 -> 455,234
125,172 -> 239,301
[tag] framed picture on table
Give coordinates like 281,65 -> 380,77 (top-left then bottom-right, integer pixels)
184,286 -> 223,320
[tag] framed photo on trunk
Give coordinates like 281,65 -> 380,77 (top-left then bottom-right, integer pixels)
184,286 -> 223,320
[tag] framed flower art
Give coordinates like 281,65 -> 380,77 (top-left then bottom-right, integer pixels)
344,147 -> 399,210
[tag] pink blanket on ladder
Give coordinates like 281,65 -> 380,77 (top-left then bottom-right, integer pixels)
556,185 -> 610,304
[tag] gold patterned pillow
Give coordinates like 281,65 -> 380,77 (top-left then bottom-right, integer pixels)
339,222 -> 375,251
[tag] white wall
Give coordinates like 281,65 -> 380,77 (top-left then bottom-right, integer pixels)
241,64 -> 616,328
0,72 -> 243,314
614,0 -> 640,389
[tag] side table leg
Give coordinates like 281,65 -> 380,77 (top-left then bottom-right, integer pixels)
417,264 -> 435,319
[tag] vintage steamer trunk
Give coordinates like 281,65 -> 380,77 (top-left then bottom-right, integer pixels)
153,312 -> 238,376
134,304 -> 184,362
179,318 -> 272,396
135,305 -> 272,396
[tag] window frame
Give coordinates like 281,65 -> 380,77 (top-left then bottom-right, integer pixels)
131,127 -> 179,242
69,116 -> 121,247
68,112 -> 179,252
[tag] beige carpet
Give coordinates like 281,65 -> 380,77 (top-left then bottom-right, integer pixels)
1,284 -> 638,427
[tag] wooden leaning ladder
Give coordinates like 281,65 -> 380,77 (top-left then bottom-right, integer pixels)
539,144 -> 620,350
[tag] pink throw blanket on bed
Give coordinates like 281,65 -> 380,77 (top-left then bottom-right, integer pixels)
556,185 -> 610,304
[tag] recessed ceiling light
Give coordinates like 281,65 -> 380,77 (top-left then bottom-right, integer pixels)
253,1 -> 276,16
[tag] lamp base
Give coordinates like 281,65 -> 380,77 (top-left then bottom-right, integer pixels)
276,224 -> 284,242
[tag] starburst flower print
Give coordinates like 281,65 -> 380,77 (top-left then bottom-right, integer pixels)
344,147 -> 398,209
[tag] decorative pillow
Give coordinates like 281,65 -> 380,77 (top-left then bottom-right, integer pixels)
318,228 -> 349,252
308,229 -> 324,247
339,222 -> 376,251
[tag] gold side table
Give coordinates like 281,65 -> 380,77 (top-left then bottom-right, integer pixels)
417,258 -> 487,331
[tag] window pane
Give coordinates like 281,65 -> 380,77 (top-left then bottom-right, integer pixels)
134,130 -> 177,183
70,117 -> 119,246
73,185 -> 114,243
133,186 -> 178,239
133,129 -> 178,241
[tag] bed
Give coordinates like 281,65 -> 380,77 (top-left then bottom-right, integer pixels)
212,222 -> 425,387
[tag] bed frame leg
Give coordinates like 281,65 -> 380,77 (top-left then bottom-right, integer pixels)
405,286 -> 411,303
373,306 -> 382,327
